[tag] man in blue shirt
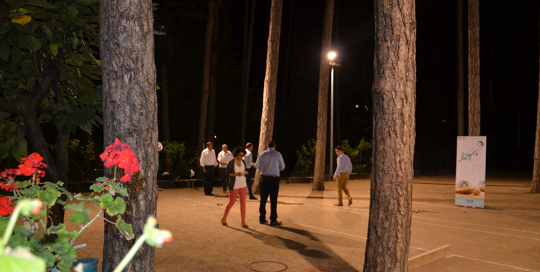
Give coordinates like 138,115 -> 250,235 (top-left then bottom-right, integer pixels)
333,145 -> 353,206
254,140 -> 285,225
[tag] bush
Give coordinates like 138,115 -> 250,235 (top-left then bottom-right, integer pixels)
158,141 -> 191,180
295,139 -> 316,176
341,139 -> 372,174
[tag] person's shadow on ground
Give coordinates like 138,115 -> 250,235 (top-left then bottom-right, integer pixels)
227,225 -> 359,272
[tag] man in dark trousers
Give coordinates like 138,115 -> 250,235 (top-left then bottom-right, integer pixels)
200,142 -> 218,195
254,140 -> 285,225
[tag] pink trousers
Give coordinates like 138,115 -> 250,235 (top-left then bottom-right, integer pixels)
223,187 -> 247,221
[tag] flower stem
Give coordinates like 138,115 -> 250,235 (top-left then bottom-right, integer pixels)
78,209 -> 103,236
0,204 -> 24,252
113,233 -> 148,272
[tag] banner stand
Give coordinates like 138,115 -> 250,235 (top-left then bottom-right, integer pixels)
455,136 -> 486,208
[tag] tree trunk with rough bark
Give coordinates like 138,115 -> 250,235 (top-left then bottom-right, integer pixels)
363,0 -> 416,271
468,0 -> 480,136
313,0 -> 335,190
100,1 -> 159,271
241,0 -> 256,145
252,0 -> 283,194
198,1 -> 215,150
533,13 -> 540,194
207,4 -> 219,142
457,0 -> 465,136
161,32 -> 173,142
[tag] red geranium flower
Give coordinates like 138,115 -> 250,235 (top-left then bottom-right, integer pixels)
18,153 -> 48,177
100,138 -> 140,182
1,168 -> 21,192
0,197 -> 14,216
1,183 -> 19,192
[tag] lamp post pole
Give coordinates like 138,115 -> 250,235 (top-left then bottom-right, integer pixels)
329,65 -> 335,180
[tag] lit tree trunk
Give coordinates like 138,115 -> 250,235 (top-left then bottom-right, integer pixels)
533,13 -> 540,194
161,32 -> 173,142
100,0 -> 159,271
198,1 -> 215,150
207,4 -> 219,142
252,0 -> 283,194
313,0 -> 335,190
363,0 -> 416,270
457,0 -> 465,136
241,0 -> 256,145
468,0 -> 480,136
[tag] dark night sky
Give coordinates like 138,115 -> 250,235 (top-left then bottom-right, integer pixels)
154,0 -> 540,174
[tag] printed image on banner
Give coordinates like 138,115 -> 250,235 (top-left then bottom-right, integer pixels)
455,136 -> 486,208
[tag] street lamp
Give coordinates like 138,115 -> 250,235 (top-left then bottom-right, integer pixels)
328,51 -> 340,180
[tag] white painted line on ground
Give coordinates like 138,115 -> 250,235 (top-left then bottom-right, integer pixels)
452,255 -> 540,272
413,215 -> 540,235
414,221 -> 540,242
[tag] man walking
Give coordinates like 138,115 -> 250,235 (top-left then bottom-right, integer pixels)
200,142 -> 218,196
243,142 -> 257,200
254,140 -> 285,225
333,146 -> 353,206
217,144 -> 234,194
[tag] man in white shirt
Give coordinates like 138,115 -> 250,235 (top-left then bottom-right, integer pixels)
243,142 -> 257,200
217,144 -> 234,194
200,142 -> 218,196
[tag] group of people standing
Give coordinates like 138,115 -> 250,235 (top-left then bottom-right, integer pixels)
199,140 -> 353,228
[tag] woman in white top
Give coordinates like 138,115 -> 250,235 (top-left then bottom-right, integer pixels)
221,147 -> 249,228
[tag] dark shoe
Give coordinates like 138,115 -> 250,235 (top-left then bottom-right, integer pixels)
348,197 -> 353,206
206,193 -> 214,196
334,203 -> 343,206
221,218 -> 227,226
250,197 -> 258,200
259,220 -> 268,224
223,190 -> 227,194
270,221 -> 282,226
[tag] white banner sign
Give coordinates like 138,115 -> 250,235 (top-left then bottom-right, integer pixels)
455,136 -> 486,208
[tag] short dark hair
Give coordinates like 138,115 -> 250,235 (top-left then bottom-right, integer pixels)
232,147 -> 245,157
268,140 -> 275,148
206,142 -> 213,148
246,142 -> 253,149
335,145 -> 343,151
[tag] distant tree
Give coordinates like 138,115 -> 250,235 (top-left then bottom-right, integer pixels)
252,0 -> 283,194
240,0 -> 256,145
363,0 -> 416,270
198,1 -> 215,150
99,0 -> 159,271
0,0 -> 102,225
207,3 -> 219,142
457,0 -> 465,136
533,14 -> 540,194
468,0 -> 480,136
161,31 -> 173,142
313,0 -> 335,191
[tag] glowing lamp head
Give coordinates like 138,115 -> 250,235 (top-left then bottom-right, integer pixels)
328,51 -> 337,60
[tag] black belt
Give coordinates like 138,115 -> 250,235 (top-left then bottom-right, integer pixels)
262,175 -> 279,178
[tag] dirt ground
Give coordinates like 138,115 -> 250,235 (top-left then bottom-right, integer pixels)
65,175 -> 540,272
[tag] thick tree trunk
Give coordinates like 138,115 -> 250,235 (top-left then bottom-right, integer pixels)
100,1 -> 159,271
334,0 -> 341,144
241,0 -> 256,145
207,4 -> 219,143
313,0 -> 335,190
533,15 -> 540,194
161,33 -> 173,142
468,0 -> 480,136
457,0 -> 465,136
363,0 -> 416,271
252,0 -> 283,194
198,1 -> 215,150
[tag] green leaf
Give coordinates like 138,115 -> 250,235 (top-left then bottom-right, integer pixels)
28,35 -> 42,52
0,250 -> 46,272
17,137 -> 27,157
66,6 -> 79,19
4,123 -> 17,134
27,0 -> 58,9
15,181 -> 32,189
79,121 -> 92,134
65,201 -> 86,212
0,217 -> 8,236
42,252 -> 56,268
0,26 -> 11,35
0,111 -> 11,122
38,188 -> 60,207
11,147 -> 22,162
68,209 -> 91,224
0,42 -> 10,61
38,112 -> 52,123
115,218 -> 135,239
100,194 -> 126,216
49,43 -> 58,56
57,246 -> 77,271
